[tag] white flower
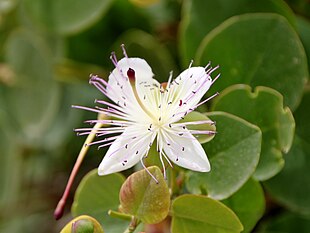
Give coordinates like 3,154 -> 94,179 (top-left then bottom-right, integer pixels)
74,47 -> 219,179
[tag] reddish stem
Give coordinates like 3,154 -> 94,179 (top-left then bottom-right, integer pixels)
54,122 -> 103,220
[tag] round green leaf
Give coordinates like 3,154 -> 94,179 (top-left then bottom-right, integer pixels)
178,111 -> 216,144
264,90 -> 310,215
196,13 -> 308,110
171,194 -> 243,233
212,85 -> 295,181
119,166 -> 170,224
179,0 -> 296,66
222,179 -> 265,233
72,169 -> 127,233
23,0 -> 114,35
186,111 -> 261,200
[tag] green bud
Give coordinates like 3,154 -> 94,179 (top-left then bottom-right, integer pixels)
72,219 -> 94,233
60,215 -> 104,233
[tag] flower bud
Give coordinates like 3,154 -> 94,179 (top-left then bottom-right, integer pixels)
60,215 -> 104,233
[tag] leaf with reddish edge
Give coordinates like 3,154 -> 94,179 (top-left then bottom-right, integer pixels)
119,166 -> 170,224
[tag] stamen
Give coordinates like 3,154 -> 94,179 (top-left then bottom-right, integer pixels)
159,152 -> 166,179
110,52 -> 118,67
206,65 -> 219,75
204,61 -> 211,71
140,157 -> 159,184
121,44 -> 128,58
211,73 -> 221,84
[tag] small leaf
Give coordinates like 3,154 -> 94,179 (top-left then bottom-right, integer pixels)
72,170 -> 127,233
119,166 -> 170,224
171,194 -> 243,233
60,215 -> 104,233
186,111 -> 261,200
212,85 -> 295,181
222,179 -> 265,233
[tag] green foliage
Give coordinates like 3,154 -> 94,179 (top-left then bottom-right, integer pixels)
257,212 -> 310,233
212,85 -> 295,180
179,0 -> 296,66
171,194 -> 243,233
1,0 -> 309,232
72,170 -> 127,233
23,0 -> 114,35
264,90 -> 310,215
222,179 -> 265,233
186,112 -> 261,199
196,13 -> 308,111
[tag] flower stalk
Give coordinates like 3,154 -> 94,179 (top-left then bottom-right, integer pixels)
54,122 -> 103,220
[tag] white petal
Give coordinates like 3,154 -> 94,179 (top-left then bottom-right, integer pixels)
106,57 -> 155,121
98,125 -> 154,175
161,127 -> 210,172
166,67 -> 212,122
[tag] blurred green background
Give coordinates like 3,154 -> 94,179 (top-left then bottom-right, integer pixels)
0,0 -> 309,232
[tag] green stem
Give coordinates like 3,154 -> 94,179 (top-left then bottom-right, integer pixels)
123,217 -> 140,233
108,210 -> 132,221
169,167 -> 179,197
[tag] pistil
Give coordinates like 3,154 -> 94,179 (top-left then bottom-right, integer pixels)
127,68 -> 157,121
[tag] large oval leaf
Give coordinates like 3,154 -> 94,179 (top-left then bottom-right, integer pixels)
171,194 -> 243,233
72,169 -> 127,233
196,13 -> 308,110
212,85 -> 295,181
186,111 -> 261,200
179,0 -> 296,66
